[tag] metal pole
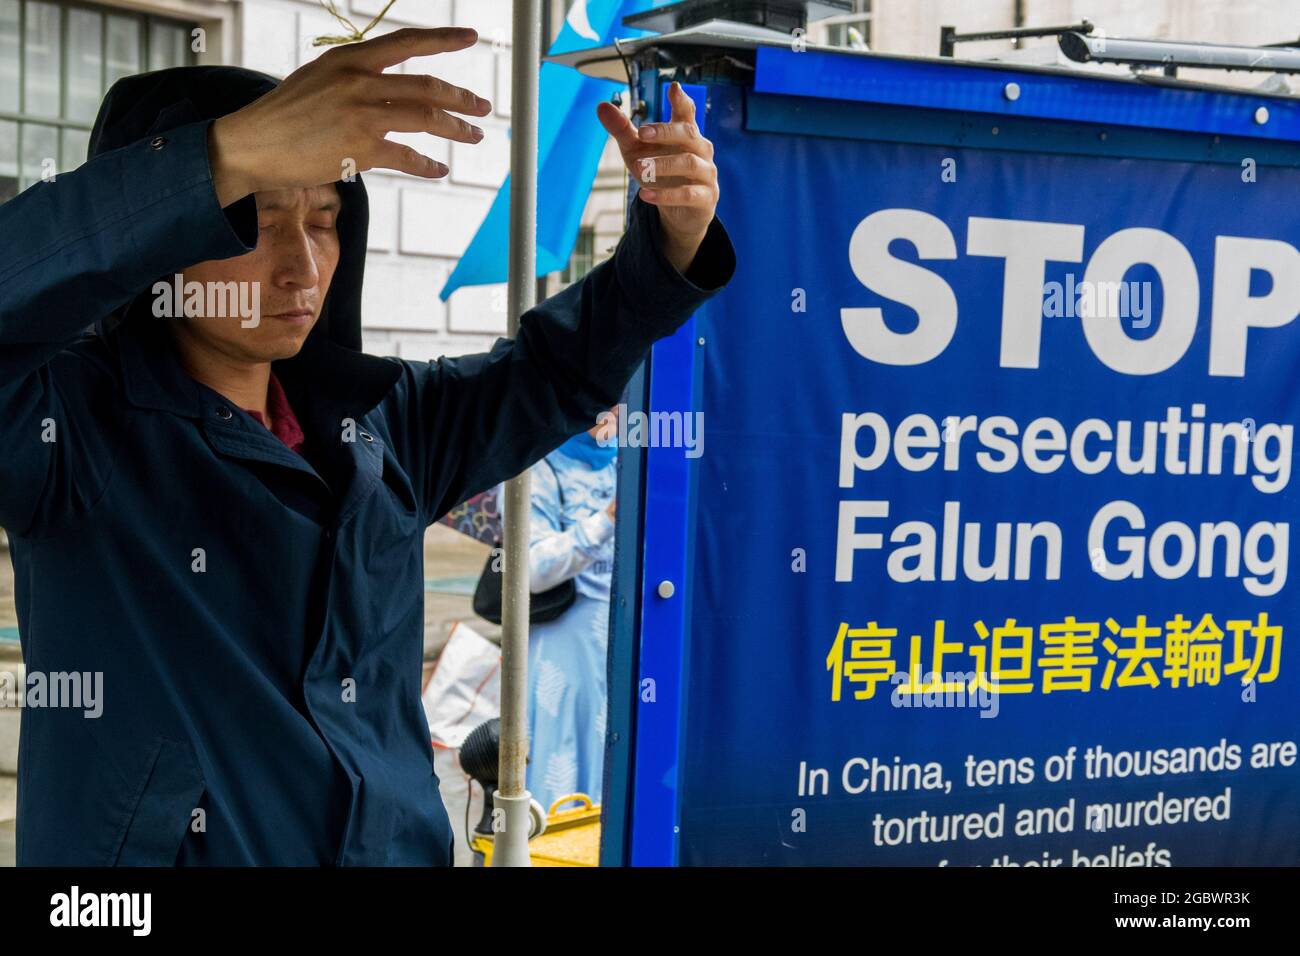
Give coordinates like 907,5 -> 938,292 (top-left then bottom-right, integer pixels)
493,0 -> 541,868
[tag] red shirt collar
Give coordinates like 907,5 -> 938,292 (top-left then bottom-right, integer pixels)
243,372 -> 305,455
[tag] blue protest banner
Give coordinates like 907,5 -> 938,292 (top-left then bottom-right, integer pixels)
621,62 -> 1300,866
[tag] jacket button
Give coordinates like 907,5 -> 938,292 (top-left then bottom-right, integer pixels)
215,406 -> 233,420
360,431 -> 374,442
149,135 -> 167,150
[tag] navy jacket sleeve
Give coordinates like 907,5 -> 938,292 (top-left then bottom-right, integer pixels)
0,119 -> 257,534
380,194 -> 736,524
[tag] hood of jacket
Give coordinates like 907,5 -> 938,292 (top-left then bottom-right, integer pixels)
88,65 -> 370,354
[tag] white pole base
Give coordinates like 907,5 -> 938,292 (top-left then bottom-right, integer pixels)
490,790 -> 537,867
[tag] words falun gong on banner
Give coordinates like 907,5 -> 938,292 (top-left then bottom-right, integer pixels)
679,109 -> 1299,866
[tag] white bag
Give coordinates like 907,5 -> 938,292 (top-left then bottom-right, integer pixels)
421,621 -> 501,865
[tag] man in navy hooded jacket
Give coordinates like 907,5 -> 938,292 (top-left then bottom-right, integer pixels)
0,26 -> 734,865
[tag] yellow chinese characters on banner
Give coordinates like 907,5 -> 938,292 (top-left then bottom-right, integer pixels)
825,613 -> 1282,702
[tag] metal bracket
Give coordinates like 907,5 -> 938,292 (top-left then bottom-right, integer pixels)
940,20 -> 1095,58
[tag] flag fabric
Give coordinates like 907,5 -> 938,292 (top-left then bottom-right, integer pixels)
439,0 -> 668,300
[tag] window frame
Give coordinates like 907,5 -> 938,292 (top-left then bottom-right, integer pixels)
819,0 -> 872,49
0,0 -> 199,195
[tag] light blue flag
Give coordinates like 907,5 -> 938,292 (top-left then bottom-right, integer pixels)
439,0 -> 669,300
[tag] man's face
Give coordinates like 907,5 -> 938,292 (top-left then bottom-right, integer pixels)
172,184 -> 341,364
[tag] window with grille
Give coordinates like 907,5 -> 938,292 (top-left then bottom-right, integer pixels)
823,0 -> 871,49
0,0 -> 198,201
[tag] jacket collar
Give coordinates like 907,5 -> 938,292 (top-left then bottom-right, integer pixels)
277,333 -> 403,423
115,316 -> 205,418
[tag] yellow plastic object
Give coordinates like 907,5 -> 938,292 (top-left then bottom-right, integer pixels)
472,793 -> 602,867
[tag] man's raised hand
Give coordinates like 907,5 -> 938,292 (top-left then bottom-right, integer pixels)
209,27 -> 493,206
597,81 -> 720,275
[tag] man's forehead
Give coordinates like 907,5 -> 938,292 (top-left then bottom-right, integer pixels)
256,184 -> 341,211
